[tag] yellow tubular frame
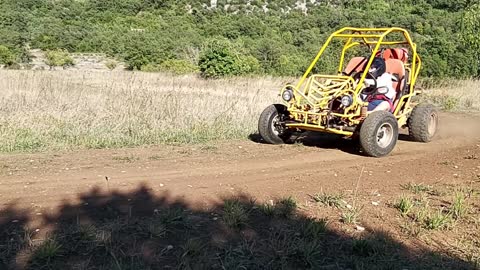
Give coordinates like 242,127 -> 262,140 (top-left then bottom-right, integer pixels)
284,27 -> 422,136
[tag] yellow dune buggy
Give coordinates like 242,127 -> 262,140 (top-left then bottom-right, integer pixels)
258,27 -> 438,157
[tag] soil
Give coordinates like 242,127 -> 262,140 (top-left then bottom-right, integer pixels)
1,112 -> 479,221
1,112 -> 480,269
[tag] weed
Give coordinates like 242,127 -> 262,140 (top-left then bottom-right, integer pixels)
352,238 -> 378,257
301,218 -> 328,238
424,209 -> 452,230
179,238 -> 205,267
22,228 -> 35,248
218,241 -> 256,269
147,222 -> 167,238
311,192 -> 345,208
450,192 -> 467,220
258,203 -> 275,217
155,208 -> 188,228
401,222 -> 423,237
31,237 -> 62,263
341,206 -> 362,225
294,238 -> 324,268
457,186 -> 478,198
413,205 -> 429,223
395,195 -> 414,216
401,182 -> 433,194
274,197 -> 297,218
222,199 -> 249,228
75,225 -> 97,242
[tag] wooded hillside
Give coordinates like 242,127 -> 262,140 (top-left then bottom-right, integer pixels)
0,0 -> 478,78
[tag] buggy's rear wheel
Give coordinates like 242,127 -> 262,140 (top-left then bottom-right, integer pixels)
258,104 -> 294,144
359,111 -> 399,157
408,103 -> 438,142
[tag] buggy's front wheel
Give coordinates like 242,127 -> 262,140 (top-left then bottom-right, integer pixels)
258,104 -> 294,144
359,111 -> 399,157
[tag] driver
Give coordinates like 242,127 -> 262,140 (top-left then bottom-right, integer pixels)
362,57 -> 396,112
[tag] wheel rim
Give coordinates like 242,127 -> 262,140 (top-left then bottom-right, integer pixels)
376,123 -> 394,148
428,112 -> 438,136
271,114 -> 282,136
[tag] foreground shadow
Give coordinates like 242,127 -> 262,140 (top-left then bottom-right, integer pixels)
0,185 -> 476,269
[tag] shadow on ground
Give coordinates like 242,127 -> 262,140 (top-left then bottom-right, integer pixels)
249,130 -> 417,156
249,132 -> 362,156
0,185 -> 476,269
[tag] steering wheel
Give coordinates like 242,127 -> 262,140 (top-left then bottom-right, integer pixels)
360,72 -> 378,96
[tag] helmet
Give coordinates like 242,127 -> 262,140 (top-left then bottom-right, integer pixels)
368,57 -> 386,78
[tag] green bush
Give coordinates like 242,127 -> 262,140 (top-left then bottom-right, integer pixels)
105,59 -> 118,70
140,63 -> 161,72
160,59 -> 198,74
45,49 -> 74,68
198,39 -> 259,78
277,54 -> 306,76
0,45 -> 16,66
238,55 -> 261,74
121,32 -> 173,71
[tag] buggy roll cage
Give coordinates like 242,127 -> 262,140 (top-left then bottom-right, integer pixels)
280,27 -> 422,136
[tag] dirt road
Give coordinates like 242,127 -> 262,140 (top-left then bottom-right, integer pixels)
1,112 -> 479,215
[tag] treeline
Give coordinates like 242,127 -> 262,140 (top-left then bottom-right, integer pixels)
0,0 -> 478,78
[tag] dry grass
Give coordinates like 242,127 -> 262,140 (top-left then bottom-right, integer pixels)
421,79 -> 480,111
0,70 -> 478,153
0,70 -> 288,152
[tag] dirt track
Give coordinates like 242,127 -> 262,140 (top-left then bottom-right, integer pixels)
1,112 -> 479,215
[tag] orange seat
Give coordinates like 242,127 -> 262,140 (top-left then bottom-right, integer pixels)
385,59 -> 406,92
343,57 -> 367,75
376,48 -> 409,63
385,59 -> 406,112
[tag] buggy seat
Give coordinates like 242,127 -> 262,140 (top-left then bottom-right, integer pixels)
385,58 -> 406,112
344,57 -> 407,112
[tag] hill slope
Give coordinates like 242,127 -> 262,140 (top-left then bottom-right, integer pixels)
0,0 -> 478,77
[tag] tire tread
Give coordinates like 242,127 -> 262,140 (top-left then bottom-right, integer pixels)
408,103 -> 437,142
359,111 -> 399,157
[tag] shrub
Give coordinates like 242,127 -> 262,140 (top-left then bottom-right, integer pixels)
160,59 -> 198,74
105,59 -> 118,70
45,49 -> 74,68
198,38 -> 259,78
276,54 -> 305,76
0,45 -> 16,66
140,63 -> 161,72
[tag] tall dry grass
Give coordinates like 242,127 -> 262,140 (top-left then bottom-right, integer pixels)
0,70 -> 287,152
0,70 -> 478,153
420,79 -> 480,112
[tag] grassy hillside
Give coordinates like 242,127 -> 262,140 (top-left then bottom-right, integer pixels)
0,0 -> 478,78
